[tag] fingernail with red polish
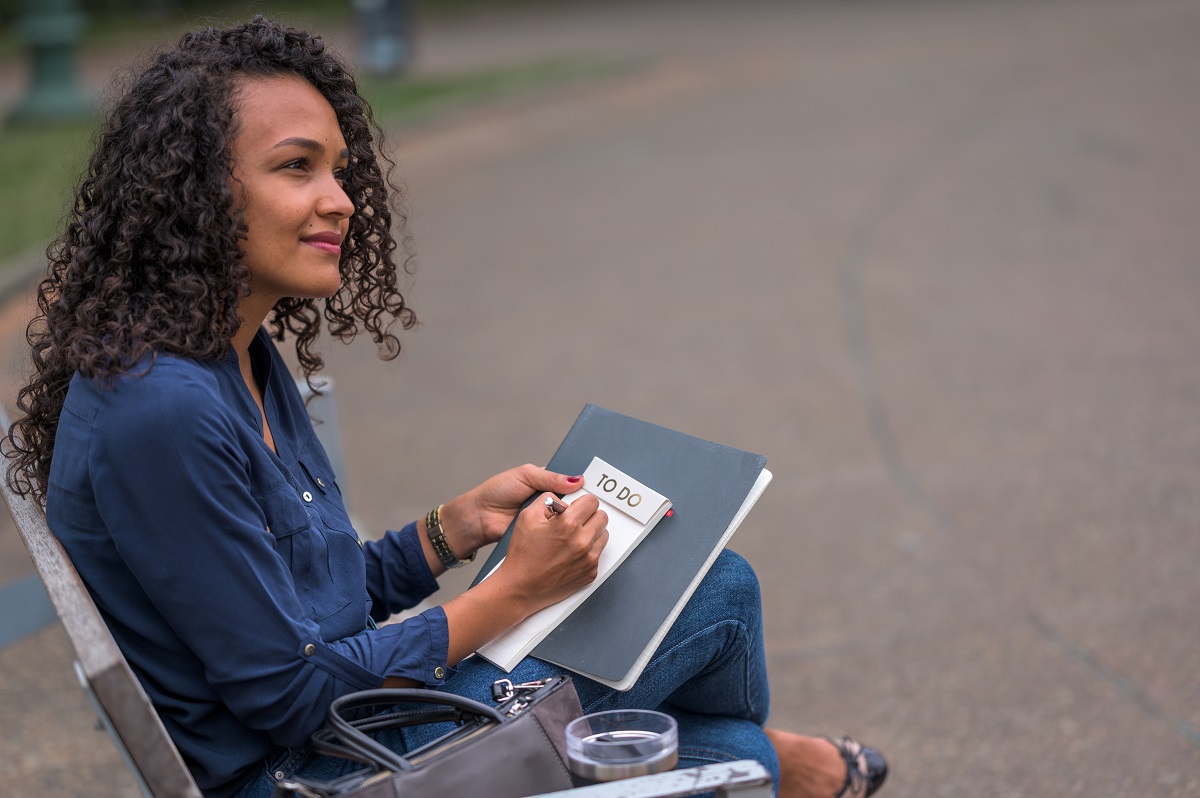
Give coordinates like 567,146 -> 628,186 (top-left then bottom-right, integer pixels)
567,475 -> 582,483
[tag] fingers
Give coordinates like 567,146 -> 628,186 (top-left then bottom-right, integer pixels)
589,527 -> 610,559
506,492 -> 609,610
540,491 -> 602,524
532,491 -> 608,558
563,494 -> 608,570
542,495 -> 569,518
518,463 -> 585,495
555,496 -> 608,587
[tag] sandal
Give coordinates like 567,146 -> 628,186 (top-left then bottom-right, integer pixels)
824,736 -> 888,798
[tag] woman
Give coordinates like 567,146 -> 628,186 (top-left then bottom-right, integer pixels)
6,17 -> 886,798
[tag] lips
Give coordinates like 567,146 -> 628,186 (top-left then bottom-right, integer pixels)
302,231 -> 343,255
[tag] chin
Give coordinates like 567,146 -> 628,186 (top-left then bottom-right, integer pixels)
310,267 -> 344,298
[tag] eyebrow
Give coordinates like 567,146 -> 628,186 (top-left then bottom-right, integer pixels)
272,137 -> 350,159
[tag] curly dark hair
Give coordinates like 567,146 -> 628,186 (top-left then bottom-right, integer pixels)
6,15 -> 417,502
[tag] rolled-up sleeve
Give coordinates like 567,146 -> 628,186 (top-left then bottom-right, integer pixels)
363,522 -> 440,620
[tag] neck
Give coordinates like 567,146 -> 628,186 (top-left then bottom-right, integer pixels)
232,307 -> 278,454
232,317 -> 262,398
232,319 -> 262,362
231,294 -> 276,360
231,299 -> 270,395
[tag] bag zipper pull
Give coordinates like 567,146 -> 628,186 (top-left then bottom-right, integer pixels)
491,677 -> 554,703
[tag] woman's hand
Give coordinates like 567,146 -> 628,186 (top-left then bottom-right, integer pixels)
437,464 -> 584,559
494,490 -> 610,613
439,489 -> 609,664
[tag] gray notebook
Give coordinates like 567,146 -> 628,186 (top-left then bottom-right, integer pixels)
472,404 -> 769,690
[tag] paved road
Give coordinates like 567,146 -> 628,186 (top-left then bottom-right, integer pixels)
2,0 -> 1199,795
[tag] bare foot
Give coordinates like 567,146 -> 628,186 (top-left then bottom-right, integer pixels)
764,728 -> 847,798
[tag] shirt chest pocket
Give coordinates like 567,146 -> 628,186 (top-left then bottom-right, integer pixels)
257,484 -> 355,632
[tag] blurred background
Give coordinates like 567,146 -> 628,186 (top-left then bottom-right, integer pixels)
1,0 -> 1198,795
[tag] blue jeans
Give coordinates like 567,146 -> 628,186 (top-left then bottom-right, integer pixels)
237,550 -> 778,796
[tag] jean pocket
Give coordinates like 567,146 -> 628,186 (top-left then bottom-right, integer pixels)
265,745 -> 309,784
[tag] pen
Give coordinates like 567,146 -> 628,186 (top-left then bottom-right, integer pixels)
545,496 -> 568,515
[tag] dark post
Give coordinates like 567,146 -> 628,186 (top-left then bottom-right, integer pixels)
353,0 -> 413,76
7,0 -> 92,127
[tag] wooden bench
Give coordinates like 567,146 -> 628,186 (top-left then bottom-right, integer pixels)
1,410 -> 203,798
1,408 -> 772,798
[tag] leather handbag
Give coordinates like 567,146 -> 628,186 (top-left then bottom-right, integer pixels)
272,675 -> 583,798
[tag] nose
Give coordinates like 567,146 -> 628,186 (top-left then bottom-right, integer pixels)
318,175 -> 354,220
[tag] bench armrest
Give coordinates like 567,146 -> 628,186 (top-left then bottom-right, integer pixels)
530,760 -> 773,798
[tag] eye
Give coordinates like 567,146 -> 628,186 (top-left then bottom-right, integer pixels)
333,165 -> 349,184
282,158 -> 307,171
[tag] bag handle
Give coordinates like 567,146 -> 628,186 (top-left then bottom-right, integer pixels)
329,688 -> 506,724
325,688 -> 507,773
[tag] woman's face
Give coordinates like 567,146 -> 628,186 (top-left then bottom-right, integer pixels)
229,74 -> 353,311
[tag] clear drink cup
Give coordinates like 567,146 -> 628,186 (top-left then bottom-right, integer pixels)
565,710 -> 679,782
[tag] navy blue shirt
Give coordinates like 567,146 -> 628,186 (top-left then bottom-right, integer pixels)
46,328 -> 450,796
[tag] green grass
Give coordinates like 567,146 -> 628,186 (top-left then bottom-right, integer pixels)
0,54 -> 620,265
0,120 -> 96,265
360,55 -> 618,126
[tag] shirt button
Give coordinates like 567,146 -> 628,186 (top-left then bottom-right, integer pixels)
302,491 -> 313,502
434,666 -> 445,679
316,477 -> 326,488
304,644 -> 316,656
